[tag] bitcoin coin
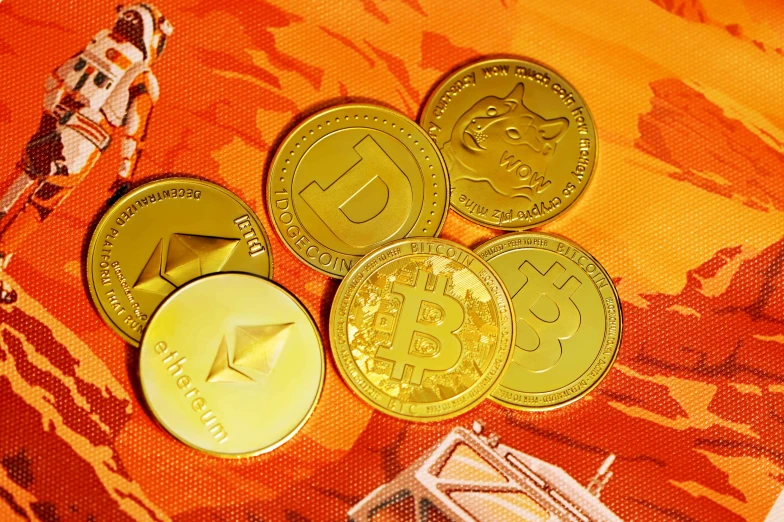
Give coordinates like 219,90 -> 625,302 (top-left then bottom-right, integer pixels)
268,104 -> 450,278
330,238 -> 515,421
475,233 -> 622,410
421,58 -> 597,230
87,178 -> 272,345
139,273 -> 324,457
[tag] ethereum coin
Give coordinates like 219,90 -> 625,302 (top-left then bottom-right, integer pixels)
420,58 -> 597,230
268,104 -> 450,278
139,273 -> 324,457
87,178 -> 272,345
475,232 -> 622,410
330,238 -> 515,421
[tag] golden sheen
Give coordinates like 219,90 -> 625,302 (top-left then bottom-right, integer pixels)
87,178 -> 272,345
475,233 -> 622,410
421,58 -> 597,230
268,104 -> 450,278
330,238 -> 515,421
139,273 -> 324,457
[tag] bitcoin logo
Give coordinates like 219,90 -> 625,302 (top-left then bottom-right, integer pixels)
375,269 -> 464,385
300,135 -> 413,248
512,261 -> 581,372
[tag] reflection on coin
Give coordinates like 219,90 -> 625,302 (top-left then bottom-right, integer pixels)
87,178 -> 272,345
421,58 -> 596,230
330,238 -> 515,421
268,104 -> 450,278
475,233 -> 621,410
139,273 -> 324,457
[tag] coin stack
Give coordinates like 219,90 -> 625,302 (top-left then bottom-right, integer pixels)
86,57 -> 622,457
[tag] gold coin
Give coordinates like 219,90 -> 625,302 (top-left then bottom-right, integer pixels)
139,273 -> 324,457
87,178 -> 272,345
330,238 -> 515,421
421,58 -> 596,230
475,233 -> 622,410
268,104 -> 450,278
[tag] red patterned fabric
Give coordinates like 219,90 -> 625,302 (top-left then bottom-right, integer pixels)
0,1 -> 782,520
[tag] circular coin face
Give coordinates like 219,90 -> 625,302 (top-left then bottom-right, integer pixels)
421,58 -> 596,230
87,178 -> 272,345
268,104 -> 450,278
475,233 -> 621,409
139,273 -> 324,457
330,238 -> 515,421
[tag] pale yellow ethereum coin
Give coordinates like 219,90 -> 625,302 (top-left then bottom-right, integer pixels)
475,233 -> 622,410
87,178 -> 272,345
268,104 -> 450,278
139,273 -> 324,457
421,58 -> 597,230
330,238 -> 515,421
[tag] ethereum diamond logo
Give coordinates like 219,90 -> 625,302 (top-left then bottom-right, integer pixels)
133,239 -> 175,295
133,234 -> 240,295
206,324 -> 294,384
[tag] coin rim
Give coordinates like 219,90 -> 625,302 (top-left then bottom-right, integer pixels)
138,272 -> 325,458
267,103 -> 451,279
420,56 -> 599,231
329,236 -> 516,421
86,177 -> 274,346
474,231 -> 622,410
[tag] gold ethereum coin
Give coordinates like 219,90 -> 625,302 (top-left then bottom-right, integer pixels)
268,104 -> 450,278
330,238 -> 515,421
421,58 -> 596,230
87,178 -> 272,345
475,233 -> 622,410
139,273 -> 324,457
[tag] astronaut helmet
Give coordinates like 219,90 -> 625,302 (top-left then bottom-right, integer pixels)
113,3 -> 173,64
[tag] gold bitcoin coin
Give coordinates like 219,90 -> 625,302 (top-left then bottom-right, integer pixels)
87,178 -> 272,345
139,273 -> 324,457
421,58 -> 596,230
330,238 -> 515,421
475,233 -> 622,410
268,104 -> 450,278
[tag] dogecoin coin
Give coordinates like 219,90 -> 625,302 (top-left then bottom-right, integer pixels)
268,104 -> 450,278
87,178 -> 272,345
139,273 -> 324,457
421,58 -> 596,230
330,238 -> 515,421
475,233 -> 621,410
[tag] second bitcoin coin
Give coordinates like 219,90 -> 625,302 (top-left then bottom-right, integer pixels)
268,104 -> 450,278
475,233 -> 622,410
330,238 -> 515,421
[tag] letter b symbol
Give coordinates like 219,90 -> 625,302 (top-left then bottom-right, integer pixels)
376,270 -> 464,385
512,261 -> 581,372
299,136 -> 413,248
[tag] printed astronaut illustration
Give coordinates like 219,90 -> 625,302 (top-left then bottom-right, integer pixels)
0,3 -> 172,303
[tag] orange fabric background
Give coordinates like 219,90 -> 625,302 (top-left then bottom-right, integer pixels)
0,0 -> 783,520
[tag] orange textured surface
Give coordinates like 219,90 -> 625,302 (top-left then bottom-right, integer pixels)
0,1 -> 783,521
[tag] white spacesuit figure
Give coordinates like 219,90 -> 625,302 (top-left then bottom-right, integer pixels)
0,3 -> 172,303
